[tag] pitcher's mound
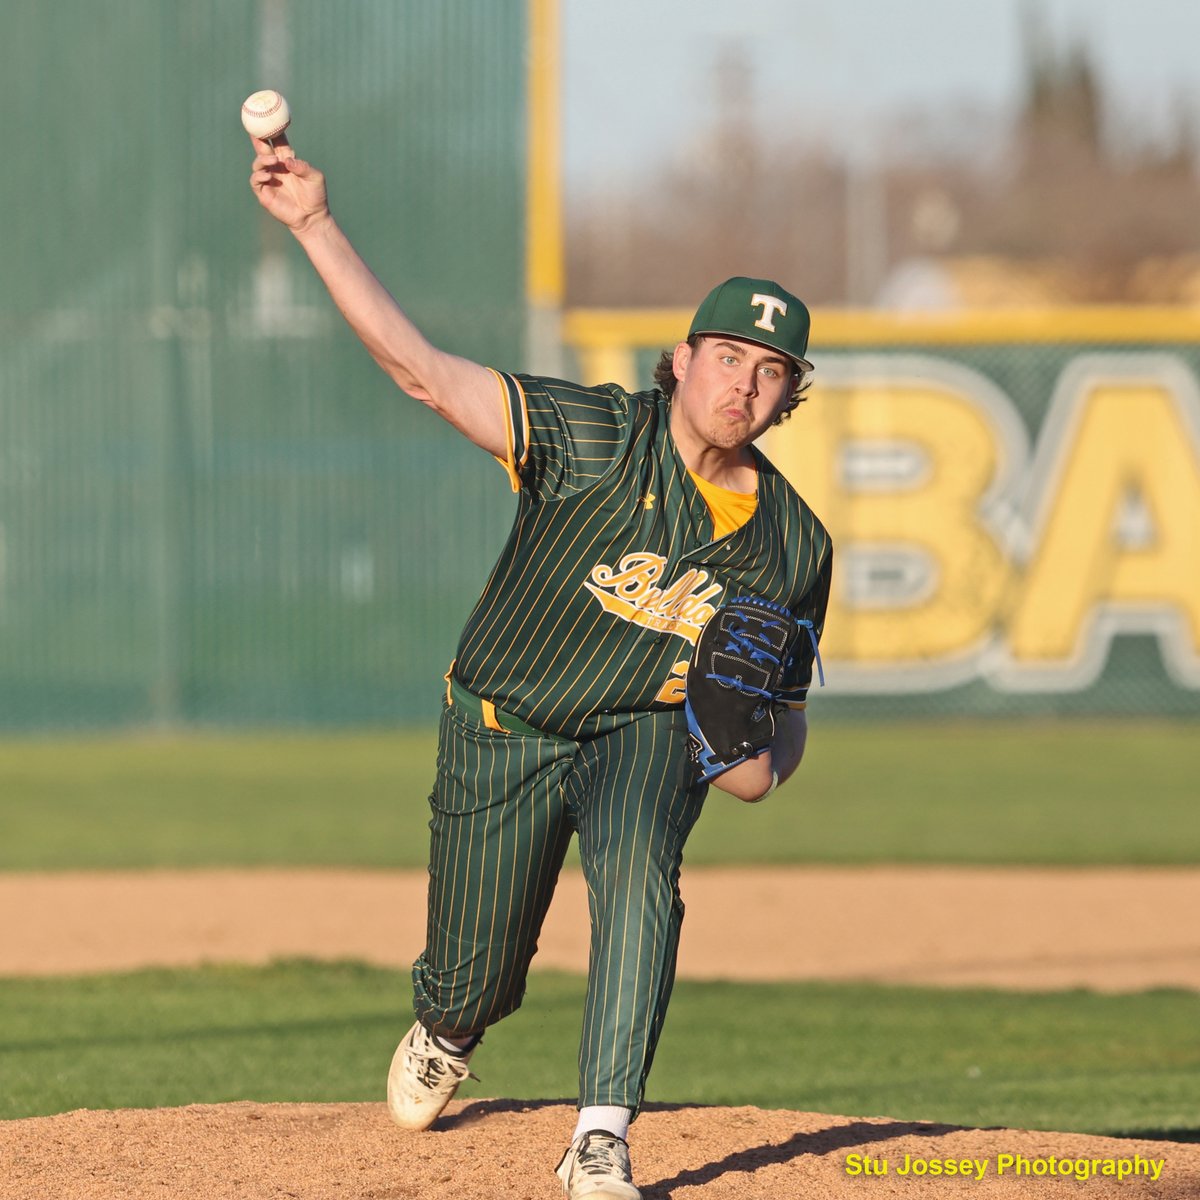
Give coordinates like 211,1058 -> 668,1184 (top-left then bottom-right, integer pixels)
2,1099 -> 1196,1199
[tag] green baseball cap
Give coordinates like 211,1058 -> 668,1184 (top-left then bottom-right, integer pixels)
688,276 -> 813,372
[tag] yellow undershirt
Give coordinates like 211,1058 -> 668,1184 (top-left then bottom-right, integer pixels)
688,469 -> 758,538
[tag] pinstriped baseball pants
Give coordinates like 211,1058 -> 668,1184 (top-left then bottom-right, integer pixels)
411,698 -> 706,1115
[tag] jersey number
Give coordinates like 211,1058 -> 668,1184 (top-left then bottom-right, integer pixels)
654,659 -> 690,705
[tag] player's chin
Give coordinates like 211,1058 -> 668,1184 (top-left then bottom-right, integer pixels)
706,429 -> 747,451
711,415 -> 752,442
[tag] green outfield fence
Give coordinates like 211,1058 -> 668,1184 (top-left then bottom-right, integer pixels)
3,5 -> 1199,730
1,2 -> 525,729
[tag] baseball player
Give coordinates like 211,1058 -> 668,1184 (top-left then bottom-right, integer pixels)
248,131 -> 831,1200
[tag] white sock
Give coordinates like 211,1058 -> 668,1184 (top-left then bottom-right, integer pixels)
573,1106 -> 632,1143
434,1032 -> 477,1056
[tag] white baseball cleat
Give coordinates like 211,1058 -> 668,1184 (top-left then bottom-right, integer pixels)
555,1130 -> 642,1200
386,1021 -> 477,1131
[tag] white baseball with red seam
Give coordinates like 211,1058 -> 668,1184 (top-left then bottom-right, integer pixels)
241,89 -> 291,140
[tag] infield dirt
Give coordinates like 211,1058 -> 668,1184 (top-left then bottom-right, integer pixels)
3,866 -> 1198,1199
4,865 -> 1199,990
4,1099 -> 1198,1200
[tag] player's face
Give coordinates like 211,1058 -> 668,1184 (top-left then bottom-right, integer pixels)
670,336 -> 795,453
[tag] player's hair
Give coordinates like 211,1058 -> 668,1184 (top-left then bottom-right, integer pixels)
652,336 -> 810,423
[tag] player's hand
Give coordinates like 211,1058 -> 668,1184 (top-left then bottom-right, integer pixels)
247,132 -> 330,235
708,752 -> 776,802
707,708 -> 807,802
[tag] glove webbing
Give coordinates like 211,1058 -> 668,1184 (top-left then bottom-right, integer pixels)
704,617 -> 824,696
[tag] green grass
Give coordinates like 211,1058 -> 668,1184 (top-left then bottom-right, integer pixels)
2,961 -> 1197,1139
0,731 -> 435,871
0,721 -> 1197,869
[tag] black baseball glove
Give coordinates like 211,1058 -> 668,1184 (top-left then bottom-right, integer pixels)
685,595 -> 802,784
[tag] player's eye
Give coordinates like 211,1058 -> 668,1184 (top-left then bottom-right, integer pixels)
760,366 -> 779,378
720,355 -> 738,366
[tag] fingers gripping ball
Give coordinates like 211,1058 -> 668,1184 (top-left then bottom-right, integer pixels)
685,596 -> 801,784
241,89 -> 291,141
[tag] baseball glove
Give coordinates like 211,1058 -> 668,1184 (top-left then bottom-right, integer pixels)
685,595 -> 802,784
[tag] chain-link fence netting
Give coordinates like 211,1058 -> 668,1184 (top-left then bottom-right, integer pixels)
1,2 -> 525,729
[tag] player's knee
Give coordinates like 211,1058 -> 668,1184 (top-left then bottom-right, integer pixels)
412,952 -> 529,1034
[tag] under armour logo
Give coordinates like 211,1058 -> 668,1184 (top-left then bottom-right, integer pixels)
750,293 -> 788,333
639,491 -> 656,510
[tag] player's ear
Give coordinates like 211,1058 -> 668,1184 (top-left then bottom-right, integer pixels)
672,341 -> 692,383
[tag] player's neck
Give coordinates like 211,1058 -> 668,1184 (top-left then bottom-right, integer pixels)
676,439 -> 757,493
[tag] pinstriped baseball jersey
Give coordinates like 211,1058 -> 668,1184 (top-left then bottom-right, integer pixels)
452,371 -> 833,739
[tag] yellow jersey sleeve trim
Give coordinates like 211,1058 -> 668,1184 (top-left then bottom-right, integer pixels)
512,375 -> 531,469
488,369 -> 532,493
488,368 -> 521,493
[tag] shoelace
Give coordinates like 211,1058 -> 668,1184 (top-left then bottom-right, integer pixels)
407,1037 -> 475,1091
576,1135 -> 630,1180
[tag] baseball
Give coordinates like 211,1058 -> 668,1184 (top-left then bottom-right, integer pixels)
241,89 -> 291,141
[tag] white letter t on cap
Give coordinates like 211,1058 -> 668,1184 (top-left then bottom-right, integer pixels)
751,293 -> 788,333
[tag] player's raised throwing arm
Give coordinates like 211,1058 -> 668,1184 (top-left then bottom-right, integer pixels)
246,130 -> 505,457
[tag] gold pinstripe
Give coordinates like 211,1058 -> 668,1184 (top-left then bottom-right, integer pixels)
572,712 -> 693,1107
612,721 -> 648,1100
454,390 -> 648,701
467,730 -> 506,1032
458,380 -> 670,712
521,453 -> 656,714
461,484 -> 635,688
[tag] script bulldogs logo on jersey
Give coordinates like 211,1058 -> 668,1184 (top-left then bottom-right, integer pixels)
584,553 -> 723,645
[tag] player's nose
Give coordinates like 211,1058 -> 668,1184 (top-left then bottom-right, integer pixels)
733,366 -> 758,396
